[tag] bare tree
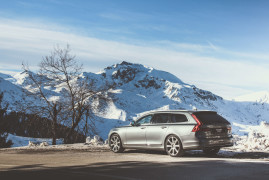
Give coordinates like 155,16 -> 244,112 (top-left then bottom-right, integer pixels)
23,45 -> 108,144
22,65 -> 63,145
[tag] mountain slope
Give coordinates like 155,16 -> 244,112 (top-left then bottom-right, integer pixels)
0,72 -> 48,111
0,77 -> 29,109
1,61 -> 269,139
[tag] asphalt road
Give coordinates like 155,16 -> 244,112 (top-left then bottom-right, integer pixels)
0,149 -> 269,180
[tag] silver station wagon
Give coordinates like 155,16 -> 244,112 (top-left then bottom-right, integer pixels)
108,110 -> 233,157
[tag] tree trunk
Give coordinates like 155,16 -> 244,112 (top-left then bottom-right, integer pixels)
64,110 -> 83,144
52,104 -> 58,145
52,136 -> 56,145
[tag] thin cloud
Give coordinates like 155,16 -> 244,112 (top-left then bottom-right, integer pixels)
0,18 -> 268,99
206,41 -> 219,51
99,13 -> 126,21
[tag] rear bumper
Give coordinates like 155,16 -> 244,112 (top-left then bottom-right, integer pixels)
199,137 -> 233,148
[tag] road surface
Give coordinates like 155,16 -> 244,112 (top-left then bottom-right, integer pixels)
0,148 -> 269,180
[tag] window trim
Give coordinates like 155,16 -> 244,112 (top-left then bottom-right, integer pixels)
151,113 -> 170,124
169,113 -> 189,123
136,115 -> 153,125
136,112 -> 191,125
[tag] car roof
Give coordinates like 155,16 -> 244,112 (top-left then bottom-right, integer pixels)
149,110 -> 214,113
135,110 -> 216,120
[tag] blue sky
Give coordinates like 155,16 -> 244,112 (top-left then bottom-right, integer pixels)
0,0 -> 269,99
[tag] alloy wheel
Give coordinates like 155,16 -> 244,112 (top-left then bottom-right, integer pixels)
165,135 -> 183,157
110,134 -> 124,153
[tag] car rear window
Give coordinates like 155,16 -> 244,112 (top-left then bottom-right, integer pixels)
193,112 -> 230,125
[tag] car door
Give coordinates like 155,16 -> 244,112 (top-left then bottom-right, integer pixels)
145,113 -> 170,147
125,115 -> 152,147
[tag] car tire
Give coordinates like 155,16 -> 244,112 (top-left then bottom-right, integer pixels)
165,135 -> 183,157
110,134 -> 124,153
203,147 -> 220,155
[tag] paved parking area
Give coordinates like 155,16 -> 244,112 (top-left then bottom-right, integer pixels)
0,149 -> 269,180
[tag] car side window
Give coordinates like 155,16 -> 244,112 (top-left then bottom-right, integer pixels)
137,115 -> 152,125
152,114 -> 170,124
170,114 -> 188,123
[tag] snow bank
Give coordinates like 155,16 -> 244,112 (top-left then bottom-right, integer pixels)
232,122 -> 269,152
6,134 -> 109,149
3,134 -> 109,151
7,134 -> 63,147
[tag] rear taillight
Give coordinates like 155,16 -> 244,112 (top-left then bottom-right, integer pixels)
191,114 -> 202,132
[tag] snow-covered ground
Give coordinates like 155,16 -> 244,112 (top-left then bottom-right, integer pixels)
7,134 -> 64,147
6,134 -> 108,151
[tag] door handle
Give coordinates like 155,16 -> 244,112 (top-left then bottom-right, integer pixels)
141,127 -> 146,129
161,126 -> 167,129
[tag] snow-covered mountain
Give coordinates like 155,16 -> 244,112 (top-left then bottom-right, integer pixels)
0,75 -> 32,109
235,91 -> 269,104
1,61 -> 269,139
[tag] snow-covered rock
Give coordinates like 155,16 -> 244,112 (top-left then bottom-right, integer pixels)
104,139 -> 109,145
90,135 -> 102,145
86,136 -> 91,144
28,141 -> 49,147
40,142 -> 49,147
84,135 -> 103,145
28,141 -> 38,147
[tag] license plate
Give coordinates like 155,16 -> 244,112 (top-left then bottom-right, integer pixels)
216,129 -> 222,133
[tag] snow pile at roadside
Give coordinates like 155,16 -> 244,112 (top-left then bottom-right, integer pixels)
7,134 -> 63,148
85,135 -> 108,145
232,122 -> 269,152
5,134 -> 109,150
28,141 -> 49,147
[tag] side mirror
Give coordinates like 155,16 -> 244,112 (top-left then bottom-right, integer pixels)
130,121 -> 136,126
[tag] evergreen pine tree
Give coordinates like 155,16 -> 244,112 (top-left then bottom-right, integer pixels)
0,92 -> 13,148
